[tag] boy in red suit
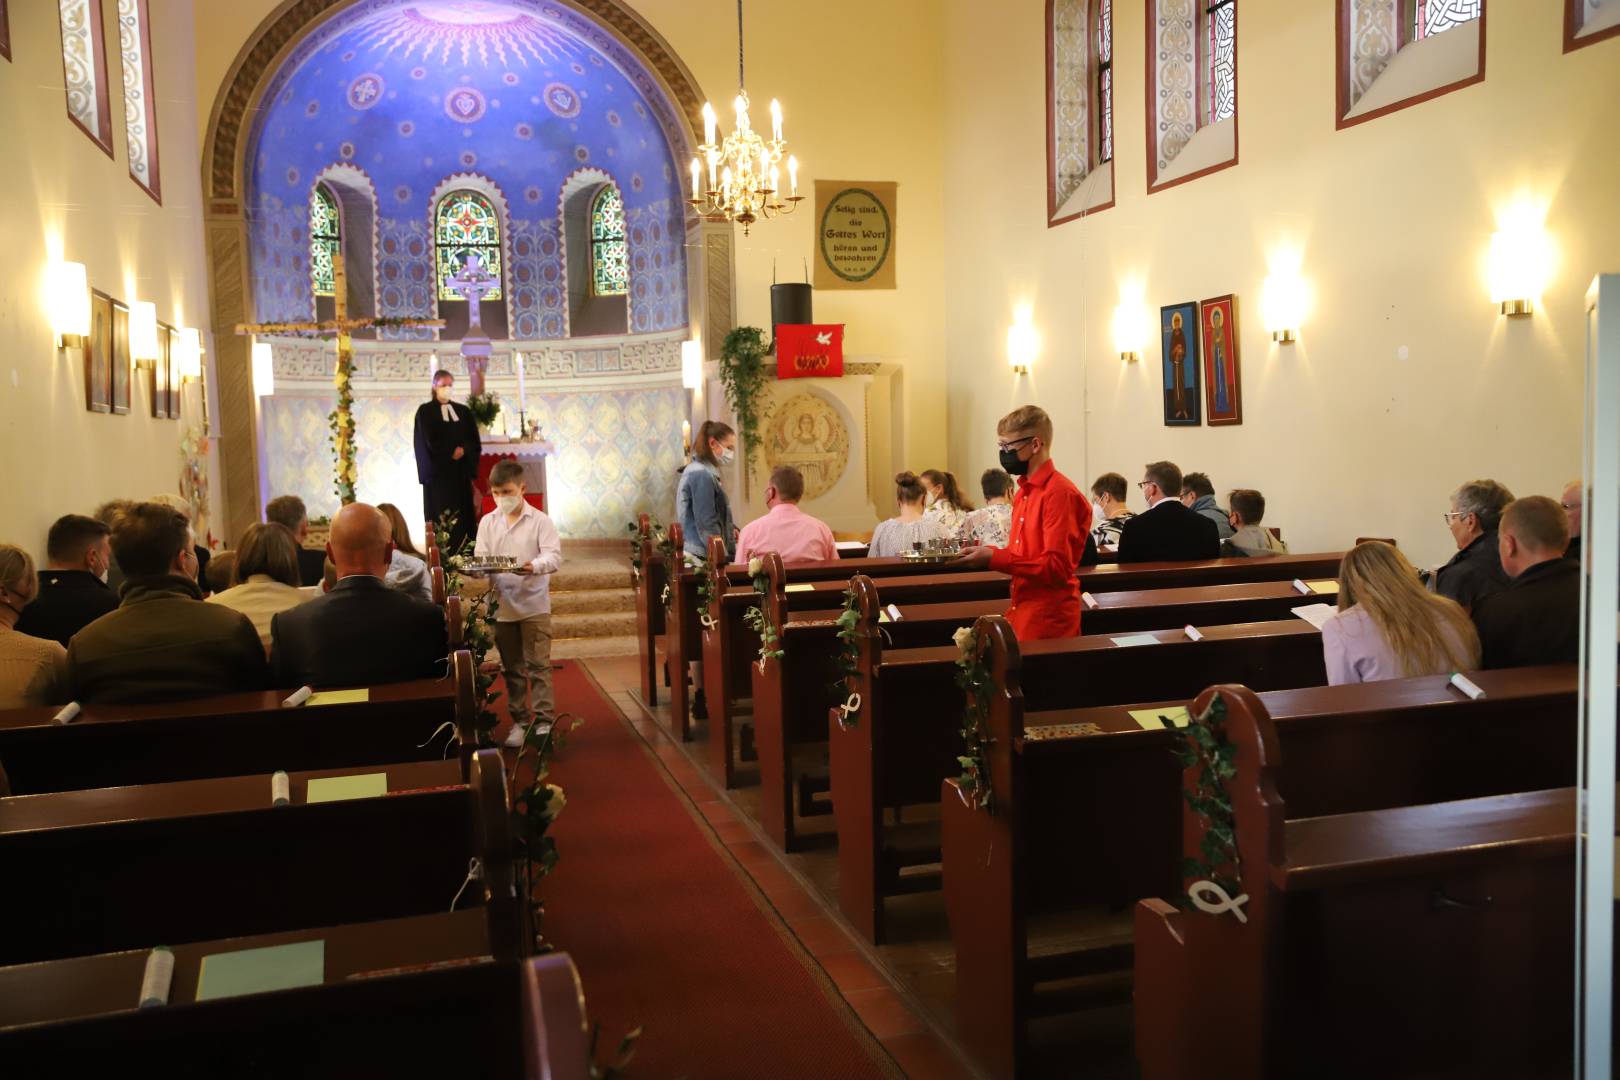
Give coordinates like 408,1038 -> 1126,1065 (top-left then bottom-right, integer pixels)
955,405 -> 1091,639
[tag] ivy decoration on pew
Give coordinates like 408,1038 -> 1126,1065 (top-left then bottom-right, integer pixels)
952,625 -> 995,812
508,709 -> 581,951
828,585 -> 864,721
435,511 -> 503,743
1174,694 -> 1241,900
624,515 -> 666,582
656,531 -> 677,614
742,559 -> 785,673
694,559 -> 718,630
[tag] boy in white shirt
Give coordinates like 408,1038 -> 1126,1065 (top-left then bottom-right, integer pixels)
475,460 -> 564,748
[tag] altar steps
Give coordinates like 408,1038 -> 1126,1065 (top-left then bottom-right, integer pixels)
547,541 -> 637,657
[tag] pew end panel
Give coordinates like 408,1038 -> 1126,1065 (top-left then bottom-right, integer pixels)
633,511 -> 668,707
432,564 -> 447,606
522,951 -> 592,1080
470,747 -> 527,960
752,552 -> 796,848
829,576 -> 886,940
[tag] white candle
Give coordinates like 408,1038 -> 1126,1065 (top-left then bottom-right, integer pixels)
515,350 -> 526,414
702,102 -> 717,146
690,157 -> 701,198
788,156 -> 799,196
770,165 -> 780,195
682,419 -> 691,452
721,166 -> 733,196
733,95 -> 748,130
707,151 -> 717,189
770,99 -> 782,142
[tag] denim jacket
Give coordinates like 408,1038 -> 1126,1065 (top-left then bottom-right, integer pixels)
676,459 -> 737,560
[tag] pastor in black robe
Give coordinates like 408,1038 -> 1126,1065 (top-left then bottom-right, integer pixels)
413,396 -> 481,556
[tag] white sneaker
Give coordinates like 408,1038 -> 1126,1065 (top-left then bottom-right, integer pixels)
504,721 -> 553,748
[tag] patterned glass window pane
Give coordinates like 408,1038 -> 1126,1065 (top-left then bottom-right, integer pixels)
1100,67 -> 1113,163
435,190 -> 503,302
591,185 -> 628,297
1415,0 -> 1481,40
1208,0 -> 1236,125
1096,0 -> 1113,164
116,0 -> 158,199
310,184 -> 340,298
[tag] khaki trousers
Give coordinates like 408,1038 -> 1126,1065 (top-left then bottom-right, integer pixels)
494,614 -> 554,725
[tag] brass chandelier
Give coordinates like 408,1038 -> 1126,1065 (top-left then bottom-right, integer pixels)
687,0 -> 802,236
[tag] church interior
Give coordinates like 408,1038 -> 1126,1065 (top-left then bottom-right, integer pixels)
1,0 -> 1618,1075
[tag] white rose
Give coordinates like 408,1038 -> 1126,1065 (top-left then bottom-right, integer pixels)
953,626 -> 975,654
540,783 -> 567,823
747,556 -> 762,576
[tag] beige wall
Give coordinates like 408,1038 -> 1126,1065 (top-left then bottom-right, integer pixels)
943,1 -> 1620,570
0,0 -> 216,561
192,0 -> 950,488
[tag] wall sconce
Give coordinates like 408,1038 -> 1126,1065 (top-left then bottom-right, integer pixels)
130,301 -> 160,367
251,340 -> 275,398
1488,210 -> 1551,317
1112,300 -> 1145,362
48,261 -> 90,348
174,328 -> 203,381
1007,317 -> 1039,376
680,338 -> 703,391
1262,270 -> 1307,344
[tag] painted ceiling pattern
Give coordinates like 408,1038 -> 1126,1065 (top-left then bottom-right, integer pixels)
245,0 -> 688,338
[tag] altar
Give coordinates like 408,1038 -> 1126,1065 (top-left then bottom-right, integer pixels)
476,437 -> 555,515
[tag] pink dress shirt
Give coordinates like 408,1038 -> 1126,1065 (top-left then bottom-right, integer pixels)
735,503 -> 837,566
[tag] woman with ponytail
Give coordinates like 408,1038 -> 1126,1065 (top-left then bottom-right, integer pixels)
920,469 -> 973,539
676,421 -> 739,561
868,472 -> 948,557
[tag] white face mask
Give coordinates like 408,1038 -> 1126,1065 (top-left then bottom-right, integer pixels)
718,447 -> 736,466
434,385 -> 452,403
1092,500 -> 1107,523
495,493 -> 524,514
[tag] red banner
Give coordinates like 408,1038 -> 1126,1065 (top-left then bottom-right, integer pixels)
775,324 -> 845,379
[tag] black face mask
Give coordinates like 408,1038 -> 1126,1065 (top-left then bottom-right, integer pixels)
1000,447 -> 1030,476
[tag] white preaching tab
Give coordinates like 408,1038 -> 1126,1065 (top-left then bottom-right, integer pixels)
1111,633 -> 1162,648
1449,672 -> 1487,700
1292,578 -> 1312,595
1082,592 -> 1099,610
1183,624 -> 1205,642
1291,604 -> 1335,631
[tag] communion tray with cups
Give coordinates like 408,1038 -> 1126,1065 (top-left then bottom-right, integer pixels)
461,555 -> 521,574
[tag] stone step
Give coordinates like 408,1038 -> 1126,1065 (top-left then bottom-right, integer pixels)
550,610 -> 636,639
548,587 -> 636,615
552,559 -> 633,592
553,633 -> 639,659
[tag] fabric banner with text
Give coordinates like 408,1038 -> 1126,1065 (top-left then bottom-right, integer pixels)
776,324 -> 845,378
814,181 -> 897,291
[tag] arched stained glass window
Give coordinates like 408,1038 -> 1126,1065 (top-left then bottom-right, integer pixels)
1414,0 -> 1481,40
435,190 -> 504,302
590,185 -> 628,298
310,184 -> 340,298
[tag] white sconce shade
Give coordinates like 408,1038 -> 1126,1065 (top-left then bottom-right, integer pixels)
130,301 -> 160,364
175,328 -> 203,380
1112,300 -> 1146,362
1007,319 -> 1039,376
681,339 -> 703,390
252,341 -> 275,398
1489,216 -> 1551,317
49,261 -> 91,343
1262,271 -> 1307,343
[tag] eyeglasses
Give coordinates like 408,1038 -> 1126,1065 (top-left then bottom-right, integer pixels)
1137,481 -> 1155,492
1441,511 -> 1469,524
997,436 -> 1034,453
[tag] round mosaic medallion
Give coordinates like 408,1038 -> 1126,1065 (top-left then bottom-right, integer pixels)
543,82 -> 580,118
444,86 -> 487,122
347,73 -> 385,110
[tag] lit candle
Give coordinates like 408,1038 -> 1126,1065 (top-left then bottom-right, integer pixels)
721,166 -> 733,196
515,349 -> 526,410
788,155 -> 799,196
682,419 -> 691,453
707,150 -> 717,189
770,165 -> 780,195
759,150 -> 770,187
690,156 -> 701,198
770,99 -> 782,142
702,102 -> 717,146
733,95 -> 748,130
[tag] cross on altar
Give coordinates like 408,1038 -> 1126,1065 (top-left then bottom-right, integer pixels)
235,251 -> 443,505
444,252 -> 499,336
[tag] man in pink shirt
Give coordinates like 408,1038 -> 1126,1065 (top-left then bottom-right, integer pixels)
736,466 -> 837,566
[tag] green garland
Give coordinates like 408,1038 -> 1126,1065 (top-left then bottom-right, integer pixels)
718,326 -> 770,480
741,567 -> 785,672
435,512 -> 501,741
694,558 -> 717,629
952,625 -> 995,811
326,337 -> 357,504
828,585 -> 864,720
1174,694 -> 1240,898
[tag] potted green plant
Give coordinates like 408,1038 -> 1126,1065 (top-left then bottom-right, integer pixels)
466,391 -> 502,434
718,326 -> 769,479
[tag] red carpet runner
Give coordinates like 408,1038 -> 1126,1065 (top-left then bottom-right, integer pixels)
513,662 -> 898,1079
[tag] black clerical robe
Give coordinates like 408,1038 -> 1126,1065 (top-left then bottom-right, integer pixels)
414,398 -> 481,555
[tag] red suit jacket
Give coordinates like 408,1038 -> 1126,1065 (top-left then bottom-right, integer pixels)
987,459 -> 1092,640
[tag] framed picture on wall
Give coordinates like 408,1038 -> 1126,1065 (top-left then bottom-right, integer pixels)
1200,294 -> 1243,425
86,290 -> 113,413
111,300 -> 131,415
152,321 -> 172,419
169,327 -> 183,421
1160,300 -> 1202,426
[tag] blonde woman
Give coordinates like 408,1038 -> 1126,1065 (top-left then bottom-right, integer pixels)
0,544 -> 68,709
920,469 -> 973,539
1321,541 -> 1480,685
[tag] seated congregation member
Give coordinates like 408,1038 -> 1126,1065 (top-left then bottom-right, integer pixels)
477,461 -> 564,747
93,498 -> 136,595
677,421 -> 739,561
1472,496 -> 1580,669
15,514 -> 117,646
266,493 -> 329,588
202,550 -> 236,596
1117,462 -> 1221,563
962,469 -> 1014,547
1322,541 -> 1479,685
736,465 -> 836,566
207,523 -> 311,650
148,493 -> 212,584
921,469 -> 973,538
67,502 -> 268,704
1222,489 -> 1289,557
1179,472 -> 1236,540
868,472 -> 948,558
0,545 -> 68,709
1561,479 -> 1583,564
378,502 -> 433,604
955,405 -> 1092,640
1088,472 -> 1135,551
271,503 -> 447,689
1434,478 -> 1514,611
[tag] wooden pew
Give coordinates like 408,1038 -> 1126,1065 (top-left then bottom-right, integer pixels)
0,649 -> 477,795
0,748 -> 520,967
1078,551 -> 1342,591
1133,685 -> 1574,1079
631,512 -> 669,707
941,644 -> 1577,1078
0,950 -> 590,1078
831,600 -> 1328,942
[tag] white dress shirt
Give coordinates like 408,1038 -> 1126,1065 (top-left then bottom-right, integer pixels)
474,502 -> 564,620
207,574 -> 312,649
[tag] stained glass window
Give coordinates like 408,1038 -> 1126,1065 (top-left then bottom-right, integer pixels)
435,190 -> 504,302
310,184 -> 340,298
590,185 -> 628,298
1414,0 -> 1481,41
1206,0 -> 1236,125
1096,0 -> 1113,164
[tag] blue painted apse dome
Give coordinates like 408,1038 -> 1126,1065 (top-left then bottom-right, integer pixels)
246,0 -> 689,337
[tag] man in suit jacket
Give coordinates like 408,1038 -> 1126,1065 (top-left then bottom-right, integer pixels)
1117,461 -> 1221,563
17,514 -> 118,647
1473,496 -> 1580,669
270,503 -> 448,689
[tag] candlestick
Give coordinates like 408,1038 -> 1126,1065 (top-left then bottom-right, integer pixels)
514,350 -> 526,426
702,102 -> 717,146
770,99 -> 782,142
788,155 -> 799,197
770,166 -> 779,196
690,157 -> 701,199
682,419 -> 691,453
